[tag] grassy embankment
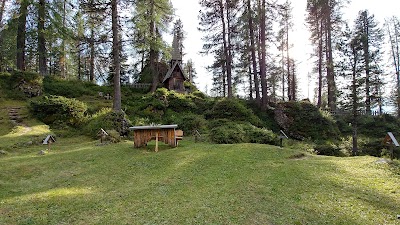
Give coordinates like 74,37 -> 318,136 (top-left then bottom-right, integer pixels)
0,120 -> 399,224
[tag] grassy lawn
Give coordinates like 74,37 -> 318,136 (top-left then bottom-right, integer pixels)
1,132 -> 399,225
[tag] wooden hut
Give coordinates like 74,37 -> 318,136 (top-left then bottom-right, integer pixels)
162,32 -> 187,93
162,61 -> 187,92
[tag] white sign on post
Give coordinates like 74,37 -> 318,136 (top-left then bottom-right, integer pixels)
42,135 -> 56,150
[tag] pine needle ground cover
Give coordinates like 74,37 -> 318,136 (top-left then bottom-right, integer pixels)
0,138 -> 399,224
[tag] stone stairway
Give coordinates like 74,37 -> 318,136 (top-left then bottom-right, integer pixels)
8,107 -> 23,125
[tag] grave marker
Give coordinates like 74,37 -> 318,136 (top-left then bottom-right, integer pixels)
97,128 -> 109,143
43,135 -> 56,151
383,132 -> 399,160
279,130 -> 289,147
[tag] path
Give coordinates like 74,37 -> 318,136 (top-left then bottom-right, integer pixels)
7,106 -> 32,134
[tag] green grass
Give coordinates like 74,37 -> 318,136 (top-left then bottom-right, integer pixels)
0,135 -> 399,224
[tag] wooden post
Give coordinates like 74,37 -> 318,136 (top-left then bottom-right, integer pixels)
155,131 -> 159,152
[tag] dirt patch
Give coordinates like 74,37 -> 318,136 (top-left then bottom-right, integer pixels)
288,153 -> 307,160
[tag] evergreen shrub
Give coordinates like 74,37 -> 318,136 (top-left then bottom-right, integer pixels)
3,71 -> 43,99
206,98 -> 262,126
167,91 -> 197,112
43,76 -> 107,98
277,101 -> 339,140
178,114 -> 207,134
84,108 -> 131,138
314,142 -> 343,156
30,95 -> 88,126
209,120 -> 277,144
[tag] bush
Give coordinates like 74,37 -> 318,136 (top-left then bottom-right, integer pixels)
209,120 -> 277,145
167,91 -> 197,113
275,101 -> 339,140
357,114 -> 400,138
245,126 -> 278,145
210,122 -> 247,144
84,108 -> 131,139
314,142 -> 343,156
106,130 -> 122,143
360,138 -> 384,157
30,95 -> 88,127
43,76 -> 106,98
4,71 -> 43,99
206,98 -> 262,126
179,114 -> 208,134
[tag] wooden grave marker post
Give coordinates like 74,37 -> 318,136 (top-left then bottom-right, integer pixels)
97,128 -> 109,143
43,135 -> 56,151
279,130 -> 289,148
383,132 -> 399,160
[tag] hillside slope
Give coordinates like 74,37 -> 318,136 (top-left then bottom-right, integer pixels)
0,138 -> 399,224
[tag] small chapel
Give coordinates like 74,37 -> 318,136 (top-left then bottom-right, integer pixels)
161,33 -> 187,93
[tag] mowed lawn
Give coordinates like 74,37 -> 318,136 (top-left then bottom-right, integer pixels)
0,135 -> 399,224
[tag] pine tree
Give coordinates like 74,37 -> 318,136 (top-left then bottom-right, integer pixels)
38,0 -> 47,76
184,59 -> 197,83
132,0 -> 173,92
199,0 -> 238,98
385,16 -> 400,116
354,10 -> 384,115
245,0 -> 260,102
16,0 -> 29,71
111,0 -> 121,111
0,0 -> 6,71
337,25 -> 364,155
277,0 -> 293,101
306,0 -> 344,110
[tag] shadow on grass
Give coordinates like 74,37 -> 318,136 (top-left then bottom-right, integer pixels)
0,141 -> 399,224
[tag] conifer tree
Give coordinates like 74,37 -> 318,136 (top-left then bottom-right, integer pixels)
354,10 -> 384,115
385,16 -> 400,116
199,0 -> 238,98
16,0 -> 29,71
132,0 -> 173,92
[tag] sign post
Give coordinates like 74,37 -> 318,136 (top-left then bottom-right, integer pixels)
42,135 -> 56,151
279,130 -> 289,148
383,132 -> 399,160
97,128 -> 109,143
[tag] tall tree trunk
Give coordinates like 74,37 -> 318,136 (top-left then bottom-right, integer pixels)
219,0 -> 232,98
396,25 -> 400,117
222,49 -> 227,97
326,5 -> 336,111
363,14 -> 371,115
291,59 -> 296,100
0,0 -> 6,71
89,27 -> 95,82
281,44 -> 285,101
248,63 -> 253,99
317,20 -> 323,108
111,0 -> 121,111
388,20 -> 400,117
226,4 -> 233,98
60,0 -> 66,79
259,0 -> 268,108
286,14 -> 291,101
351,43 -> 358,156
0,0 -> 5,26
38,0 -> 47,76
149,0 -> 158,92
16,0 -> 28,71
247,0 -> 260,103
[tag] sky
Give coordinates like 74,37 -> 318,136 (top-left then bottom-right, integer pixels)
170,0 -> 400,99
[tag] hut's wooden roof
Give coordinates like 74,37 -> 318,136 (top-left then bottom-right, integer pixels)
162,61 -> 187,83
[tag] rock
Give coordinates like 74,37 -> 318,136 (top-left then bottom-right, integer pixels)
0,150 -> 8,155
375,158 -> 391,164
38,150 -> 46,155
